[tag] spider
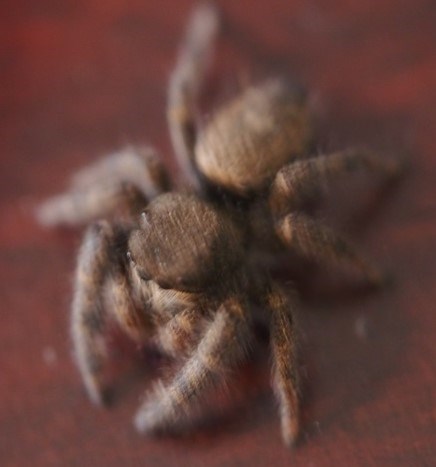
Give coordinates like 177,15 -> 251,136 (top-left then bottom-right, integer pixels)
37,3 -> 404,446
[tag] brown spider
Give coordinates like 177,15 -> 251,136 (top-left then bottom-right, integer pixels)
37,3 -> 403,446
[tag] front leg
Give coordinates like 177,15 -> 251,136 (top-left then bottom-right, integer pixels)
154,307 -> 206,357
71,221 -> 128,405
134,296 -> 252,433
104,270 -> 153,344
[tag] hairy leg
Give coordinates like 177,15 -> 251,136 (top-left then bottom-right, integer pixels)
71,221 -> 121,405
267,283 -> 300,447
167,2 -> 219,188
276,212 -> 383,285
269,148 -> 405,216
104,270 -> 153,343
154,307 -> 206,357
37,146 -> 169,226
134,296 -> 252,433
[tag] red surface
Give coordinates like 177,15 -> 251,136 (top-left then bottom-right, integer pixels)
1,1 -> 435,465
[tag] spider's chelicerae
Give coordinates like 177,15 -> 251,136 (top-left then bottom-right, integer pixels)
37,4 -> 404,446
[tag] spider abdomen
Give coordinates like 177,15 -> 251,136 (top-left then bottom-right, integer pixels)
195,78 -> 312,196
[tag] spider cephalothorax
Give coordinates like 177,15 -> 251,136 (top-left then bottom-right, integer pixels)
128,193 -> 245,292
37,3 -> 403,447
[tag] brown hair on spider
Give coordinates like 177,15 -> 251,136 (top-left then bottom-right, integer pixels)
37,2 -> 405,447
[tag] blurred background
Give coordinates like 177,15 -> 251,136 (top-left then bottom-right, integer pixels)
1,1 -> 435,465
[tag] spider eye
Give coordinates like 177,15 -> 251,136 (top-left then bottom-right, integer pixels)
157,279 -> 172,290
137,268 -> 151,282
127,251 -> 136,265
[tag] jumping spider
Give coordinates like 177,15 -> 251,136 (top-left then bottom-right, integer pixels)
37,3 -> 403,446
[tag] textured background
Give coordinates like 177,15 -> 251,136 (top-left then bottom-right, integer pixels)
1,0 -> 435,465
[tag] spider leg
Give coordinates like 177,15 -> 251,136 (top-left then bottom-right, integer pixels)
71,220 -> 126,405
269,148 -> 405,216
104,269 -> 153,343
276,212 -> 384,285
134,296 -> 252,433
154,307 -> 206,357
168,2 -> 219,189
266,283 -> 300,447
36,146 -> 169,226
